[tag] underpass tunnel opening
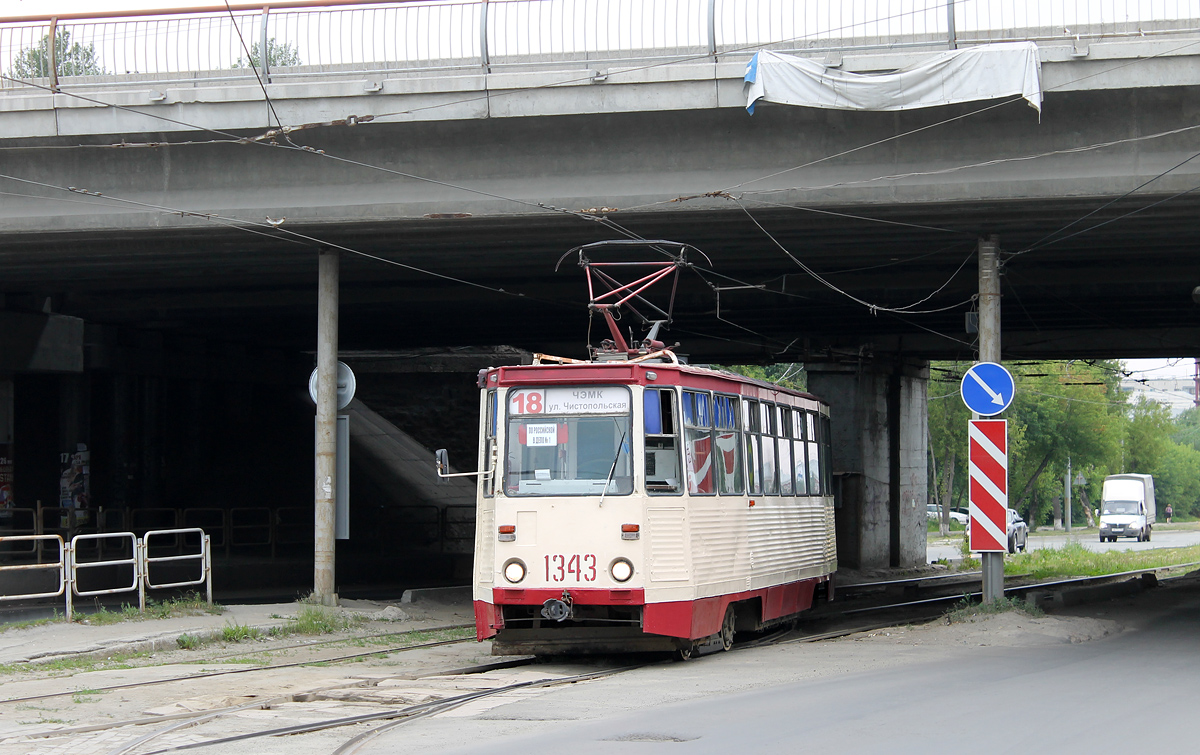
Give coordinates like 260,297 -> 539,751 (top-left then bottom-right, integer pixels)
0,320 -> 527,604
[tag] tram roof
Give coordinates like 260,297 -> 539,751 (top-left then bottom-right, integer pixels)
484,357 -> 826,408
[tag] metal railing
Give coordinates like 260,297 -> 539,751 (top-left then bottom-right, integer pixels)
2,1 -> 1198,91
0,528 -> 212,620
143,528 -> 213,604
0,534 -> 71,619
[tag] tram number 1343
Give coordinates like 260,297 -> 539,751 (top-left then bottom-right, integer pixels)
545,554 -> 598,582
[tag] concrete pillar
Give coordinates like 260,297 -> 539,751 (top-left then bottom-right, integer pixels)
314,250 -> 339,606
808,358 -> 929,570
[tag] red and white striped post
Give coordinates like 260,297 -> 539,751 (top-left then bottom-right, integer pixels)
968,419 -> 1008,553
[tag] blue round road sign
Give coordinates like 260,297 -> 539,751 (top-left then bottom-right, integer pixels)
960,362 -> 1015,415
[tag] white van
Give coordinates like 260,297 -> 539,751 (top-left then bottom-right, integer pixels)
1098,474 -> 1156,542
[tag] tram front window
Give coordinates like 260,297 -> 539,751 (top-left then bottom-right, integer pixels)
505,386 -> 633,497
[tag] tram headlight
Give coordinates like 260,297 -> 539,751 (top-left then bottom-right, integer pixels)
503,558 -> 527,584
610,558 -> 634,583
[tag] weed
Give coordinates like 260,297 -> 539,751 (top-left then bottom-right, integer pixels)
281,605 -> 367,636
177,633 -> 202,650
72,689 -> 104,704
73,593 -> 223,626
19,717 -> 72,726
221,623 -> 262,643
222,656 -> 267,665
944,596 -> 1043,623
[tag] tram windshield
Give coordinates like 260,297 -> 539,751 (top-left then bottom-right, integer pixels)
505,386 -> 633,497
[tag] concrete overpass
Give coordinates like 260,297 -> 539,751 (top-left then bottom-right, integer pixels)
3,3 -> 1200,575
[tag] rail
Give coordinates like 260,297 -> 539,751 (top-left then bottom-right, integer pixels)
2,1 -> 1198,92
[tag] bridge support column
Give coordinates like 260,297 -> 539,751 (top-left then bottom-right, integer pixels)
808,358 -> 929,570
314,250 -> 339,606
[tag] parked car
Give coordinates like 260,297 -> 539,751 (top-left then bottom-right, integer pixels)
927,503 -> 969,525
1007,508 -> 1028,553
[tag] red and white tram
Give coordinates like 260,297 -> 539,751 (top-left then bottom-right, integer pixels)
440,242 -> 837,657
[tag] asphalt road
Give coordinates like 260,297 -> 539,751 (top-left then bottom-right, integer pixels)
362,574 -> 1200,754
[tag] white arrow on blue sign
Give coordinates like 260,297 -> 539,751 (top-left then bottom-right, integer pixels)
960,362 -> 1015,416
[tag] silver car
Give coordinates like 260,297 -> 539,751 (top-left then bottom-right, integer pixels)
1006,508 -> 1028,553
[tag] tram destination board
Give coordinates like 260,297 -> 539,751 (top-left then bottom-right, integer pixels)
509,386 -> 631,415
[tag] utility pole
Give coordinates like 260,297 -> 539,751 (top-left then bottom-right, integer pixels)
978,235 -> 1004,604
314,250 -> 339,606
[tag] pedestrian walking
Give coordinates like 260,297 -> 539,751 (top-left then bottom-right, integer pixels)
1165,504 -> 1173,523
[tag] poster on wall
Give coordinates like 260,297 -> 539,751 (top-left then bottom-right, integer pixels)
0,443 -> 13,509
59,444 -> 90,527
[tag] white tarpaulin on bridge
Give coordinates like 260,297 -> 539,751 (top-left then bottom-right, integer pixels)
744,42 -> 1041,116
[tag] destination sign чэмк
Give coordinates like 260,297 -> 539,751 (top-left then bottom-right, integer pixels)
509,386 -> 630,415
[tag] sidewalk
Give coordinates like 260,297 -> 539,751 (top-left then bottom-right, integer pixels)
0,587 -> 473,666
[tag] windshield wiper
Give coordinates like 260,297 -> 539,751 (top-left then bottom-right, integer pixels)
598,430 -> 628,508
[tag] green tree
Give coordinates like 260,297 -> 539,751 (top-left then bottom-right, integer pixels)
928,361 -> 972,533
1151,441 -> 1200,519
232,39 -> 302,69
1170,406 -> 1200,451
12,31 -> 106,79
717,363 -> 806,392
1125,397 -> 1172,474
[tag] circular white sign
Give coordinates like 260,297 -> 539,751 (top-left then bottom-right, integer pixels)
308,361 -> 357,410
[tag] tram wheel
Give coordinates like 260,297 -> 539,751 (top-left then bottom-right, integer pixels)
720,607 -> 736,652
676,643 -> 696,661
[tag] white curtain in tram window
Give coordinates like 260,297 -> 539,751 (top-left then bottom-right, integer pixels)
778,435 -> 793,496
761,435 -> 778,495
685,427 -> 714,494
808,440 -> 821,495
744,42 -> 1042,116
793,439 -> 808,495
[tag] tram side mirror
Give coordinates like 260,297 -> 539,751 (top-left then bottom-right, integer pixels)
435,449 -> 450,482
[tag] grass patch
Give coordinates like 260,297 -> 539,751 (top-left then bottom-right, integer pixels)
72,689 -> 105,704
1008,542 -> 1200,580
222,623 -> 263,642
0,613 -> 63,633
945,596 -> 1043,623
927,519 -> 967,533
0,651 -> 144,678
75,593 -> 223,626
278,605 -> 367,636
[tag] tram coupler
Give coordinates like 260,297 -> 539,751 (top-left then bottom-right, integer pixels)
541,590 -> 574,622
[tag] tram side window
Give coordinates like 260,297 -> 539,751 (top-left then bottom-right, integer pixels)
791,409 -> 808,496
778,406 -> 793,496
644,388 -> 681,495
713,394 -> 744,495
743,399 -> 761,495
806,412 -> 821,496
682,390 -> 714,494
760,402 -> 779,495
821,414 -> 833,495
483,390 -> 497,497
